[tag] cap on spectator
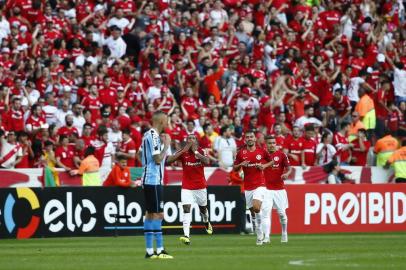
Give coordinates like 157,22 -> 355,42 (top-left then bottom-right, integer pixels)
94,4 -> 104,13
241,87 -> 251,96
11,21 -> 20,28
64,85 -> 71,92
20,25 -> 27,32
161,87 -> 169,93
117,86 -> 124,91
154,74 -> 162,80
2,48 -> 10,53
377,53 -> 385,63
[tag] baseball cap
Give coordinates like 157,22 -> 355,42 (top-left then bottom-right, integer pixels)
154,74 -> 162,79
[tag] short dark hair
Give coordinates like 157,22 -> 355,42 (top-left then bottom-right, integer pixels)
220,125 -> 229,135
340,121 -> 350,130
265,135 -> 276,140
304,124 -> 315,132
116,154 -> 128,161
84,146 -> 95,157
122,128 -> 131,135
245,129 -> 256,136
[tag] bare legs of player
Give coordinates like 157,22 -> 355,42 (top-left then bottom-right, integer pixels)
250,199 -> 263,245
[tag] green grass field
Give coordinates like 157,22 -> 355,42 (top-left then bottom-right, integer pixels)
1,233 -> 405,270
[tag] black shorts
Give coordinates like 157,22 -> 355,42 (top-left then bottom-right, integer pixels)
143,185 -> 163,213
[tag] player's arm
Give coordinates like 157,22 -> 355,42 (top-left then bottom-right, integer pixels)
281,165 -> 292,180
153,134 -> 171,164
167,143 -> 191,164
194,150 -> 210,165
233,159 -> 249,171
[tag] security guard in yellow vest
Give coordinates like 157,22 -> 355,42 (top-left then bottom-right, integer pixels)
386,142 -> 406,183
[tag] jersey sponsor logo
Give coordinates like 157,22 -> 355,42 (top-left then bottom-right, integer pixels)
273,156 -> 280,162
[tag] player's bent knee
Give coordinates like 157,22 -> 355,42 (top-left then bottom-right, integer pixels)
252,201 -> 262,213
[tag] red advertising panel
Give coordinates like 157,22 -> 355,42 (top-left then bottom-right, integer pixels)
270,184 -> 406,234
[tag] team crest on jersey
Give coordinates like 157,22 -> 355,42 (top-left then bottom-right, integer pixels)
256,155 -> 262,160
274,156 -> 279,161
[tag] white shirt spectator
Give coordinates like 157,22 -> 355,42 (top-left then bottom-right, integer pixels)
316,143 -> 337,166
42,104 -> 58,125
108,129 -> 122,148
56,109 -> 73,128
347,77 -> 365,102
295,116 -> 323,130
75,55 -> 98,67
146,86 -> 162,103
393,68 -> 406,98
0,137 -> 23,169
72,114 -> 86,136
0,16 -> 10,40
107,17 -> 130,31
104,36 -> 127,59
213,136 -> 237,168
210,9 -> 228,26
236,97 -> 260,119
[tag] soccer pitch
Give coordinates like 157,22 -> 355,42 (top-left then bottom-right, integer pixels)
1,233 -> 405,270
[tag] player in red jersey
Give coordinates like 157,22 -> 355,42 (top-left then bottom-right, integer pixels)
167,134 -> 212,245
233,130 -> 273,245
262,135 -> 292,244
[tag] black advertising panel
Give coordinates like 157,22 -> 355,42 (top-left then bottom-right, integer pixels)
0,186 -> 242,239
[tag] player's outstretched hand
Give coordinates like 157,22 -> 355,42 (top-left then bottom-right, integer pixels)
256,164 -> 265,170
281,173 -> 289,180
240,160 -> 250,167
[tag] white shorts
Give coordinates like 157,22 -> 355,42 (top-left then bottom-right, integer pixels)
181,188 -> 207,206
245,187 -> 266,209
264,189 -> 289,212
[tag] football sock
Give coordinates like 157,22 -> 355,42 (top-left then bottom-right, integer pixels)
144,219 -> 154,255
255,212 -> 262,238
279,211 -> 288,235
200,208 -> 209,223
262,209 -> 271,239
152,219 -> 164,253
183,212 -> 191,237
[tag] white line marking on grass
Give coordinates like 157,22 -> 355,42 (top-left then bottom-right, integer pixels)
289,258 -> 361,268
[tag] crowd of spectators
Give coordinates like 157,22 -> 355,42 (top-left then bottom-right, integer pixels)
0,0 -> 405,178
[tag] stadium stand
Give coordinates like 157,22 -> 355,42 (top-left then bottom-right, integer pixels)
0,0 -> 405,178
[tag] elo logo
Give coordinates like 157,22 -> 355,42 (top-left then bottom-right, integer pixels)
3,188 -> 40,239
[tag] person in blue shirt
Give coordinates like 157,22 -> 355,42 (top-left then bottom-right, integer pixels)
140,110 -> 173,259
